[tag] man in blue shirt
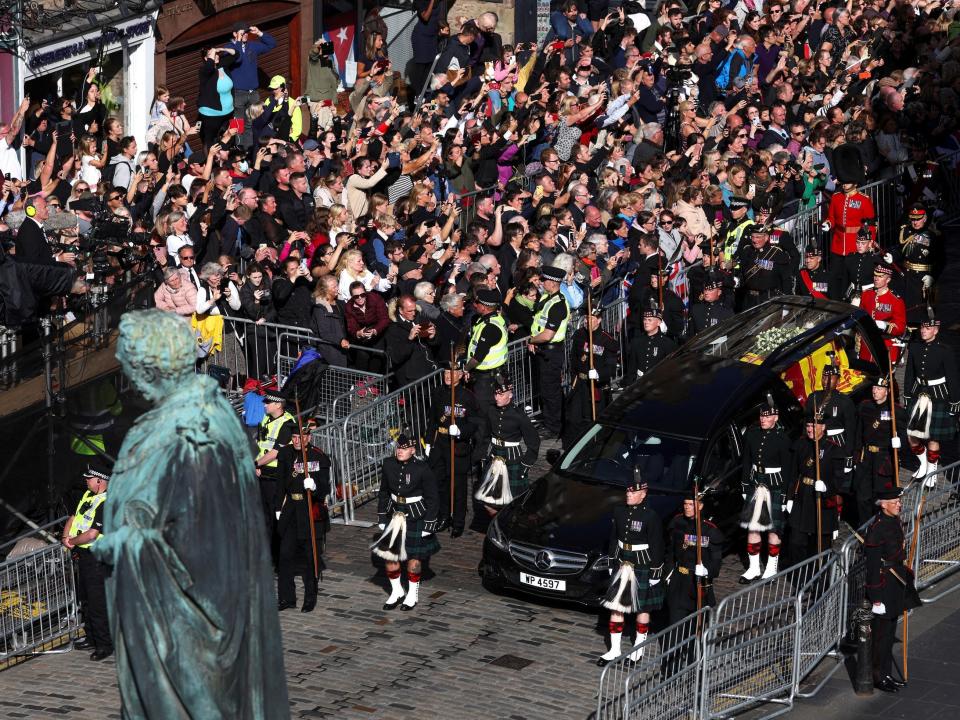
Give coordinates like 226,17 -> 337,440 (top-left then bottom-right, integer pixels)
227,22 -> 277,148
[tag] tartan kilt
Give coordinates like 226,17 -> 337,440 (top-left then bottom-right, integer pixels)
403,515 -> 440,559
908,395 -> 957,442
504,459 -> 530,497
739,483 -> 786,533
619,552 -> 665,612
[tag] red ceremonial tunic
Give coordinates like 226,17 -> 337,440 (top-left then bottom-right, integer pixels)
859,287 -> 906,363
828,190 -> 876,256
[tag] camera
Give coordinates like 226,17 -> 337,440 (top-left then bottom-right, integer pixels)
297,96 -> 312,104
666,67 -> 693,82
317,40 -> 334,55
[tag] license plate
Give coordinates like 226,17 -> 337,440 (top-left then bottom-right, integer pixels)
519,572 -> 566,592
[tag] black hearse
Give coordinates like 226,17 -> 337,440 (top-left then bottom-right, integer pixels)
479,297 -> 889,606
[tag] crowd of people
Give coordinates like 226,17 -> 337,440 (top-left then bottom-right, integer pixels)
6,0 -> 956,686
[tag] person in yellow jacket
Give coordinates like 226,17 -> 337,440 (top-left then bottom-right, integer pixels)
61,462 -> 113,661
254,391 -> 296,554
262,75 -> 303,142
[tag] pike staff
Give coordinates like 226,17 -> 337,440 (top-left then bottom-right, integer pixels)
293,393 -> 320,581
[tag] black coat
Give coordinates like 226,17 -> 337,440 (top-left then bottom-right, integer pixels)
865,512 -> 919,618
385,317 -> 439,386
14,218 -> 56,265
274,444 -> 331,540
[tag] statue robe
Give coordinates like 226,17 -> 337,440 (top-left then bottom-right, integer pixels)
92,377 -> 289,719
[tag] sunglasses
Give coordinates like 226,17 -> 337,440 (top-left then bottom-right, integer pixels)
352,292 -> 367,298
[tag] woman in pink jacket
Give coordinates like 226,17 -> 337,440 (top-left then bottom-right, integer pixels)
153,267 -> 197,318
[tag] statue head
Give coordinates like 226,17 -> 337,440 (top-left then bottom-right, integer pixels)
117,310 -> 196,403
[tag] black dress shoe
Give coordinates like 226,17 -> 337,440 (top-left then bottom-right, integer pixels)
596,657 -> 611,667
300,599 -> 316,613
277,601 -> 297,611
875,678 -> 900,693
90,648 -> 113,661
382,599 -> 403,611
451,527 -> 464,538
435,518 -> 450,532
400,602 -> 416,611
884,675 -> 907,688
74,638 -> 95,650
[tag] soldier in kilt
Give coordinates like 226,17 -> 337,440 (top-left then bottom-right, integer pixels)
372,434 -> 440,611
739,394 -> 793,583
666,488 -> 723,625
597,473 -> 665,667
904,308 -> 959,484
474,375 -> 540,513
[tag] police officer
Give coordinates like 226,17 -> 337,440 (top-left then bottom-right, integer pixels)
475,375 -> 540,512
842,231 -> 880,305
372,434 -> 440,612
687,244 -> 735,311
666,489 -> 723,624
61,462 -> 113,661
426,358 -> 482,537
735,224 -> 792,310
597,474 -> 665,667
688,271 -> 734,336
805,361 -> 857,492
719,196 -> 753,262
904,308 -> 959,482
464,288 -> 509,413
854,376 -> 905,527
896,204 -> 942,325
274,423 -> 330,613
787,416 -> 843,565
798,243 -> 840,300
528,265 -> 569,438
740,395 -> 793,583
254,392 -> 296,549
865,486 -> 919,693
625,302 -> 677,381
563,309 -> 619,449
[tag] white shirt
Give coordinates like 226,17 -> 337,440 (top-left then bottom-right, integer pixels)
167,233 -> 193,259
0,138 -> 22,181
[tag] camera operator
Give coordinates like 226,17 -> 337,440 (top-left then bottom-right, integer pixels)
0,240 -> 85,328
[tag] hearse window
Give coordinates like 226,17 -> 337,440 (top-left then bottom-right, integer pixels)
701,426 -> 739,487
560,424 -> 694,490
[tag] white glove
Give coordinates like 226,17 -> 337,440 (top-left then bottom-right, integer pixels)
649,578 -> 661,586
872,602 -> 887,615
922,274 -> 933,289
883,253 -> 894,264
448,424 -> 461,437
275,511 -> 281,520
786,500 -> 794,514
422,530 -> 433,537
659,321 -> 668,334
303,476 -> 317,491
815,480 -> 827,493
424,443 -> 431,457
588,368 -> 600,381
695,564 -> 709,577
924,475 -> 937,489
742,492 -> 747,501
891,437 -> 901,449
378,523 -> 385,531
832,530 -> 839,540
821,221 -> 831,232
875,319 -> 888,331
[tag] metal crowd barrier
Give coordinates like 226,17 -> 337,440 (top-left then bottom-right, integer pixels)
597,608 -> 710,720
0,518 -> 78,670
312,368 -> 444,523
596,459 -> 960,720
203,316 -> 390,423
908,461 -> 960,601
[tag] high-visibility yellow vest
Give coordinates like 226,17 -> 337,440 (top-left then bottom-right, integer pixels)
468,314 -> 508,370
531,292 -> 569,342
722,219 -> 753,265
70,490 -> 106,548
257,412 -> 295,467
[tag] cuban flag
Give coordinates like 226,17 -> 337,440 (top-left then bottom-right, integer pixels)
323,12 -> 356,87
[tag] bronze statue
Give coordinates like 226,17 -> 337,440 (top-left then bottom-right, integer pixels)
92,310 -> 289,718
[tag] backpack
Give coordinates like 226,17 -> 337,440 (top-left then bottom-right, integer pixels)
714,49 -> 746,92
101,157 -> 132,188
